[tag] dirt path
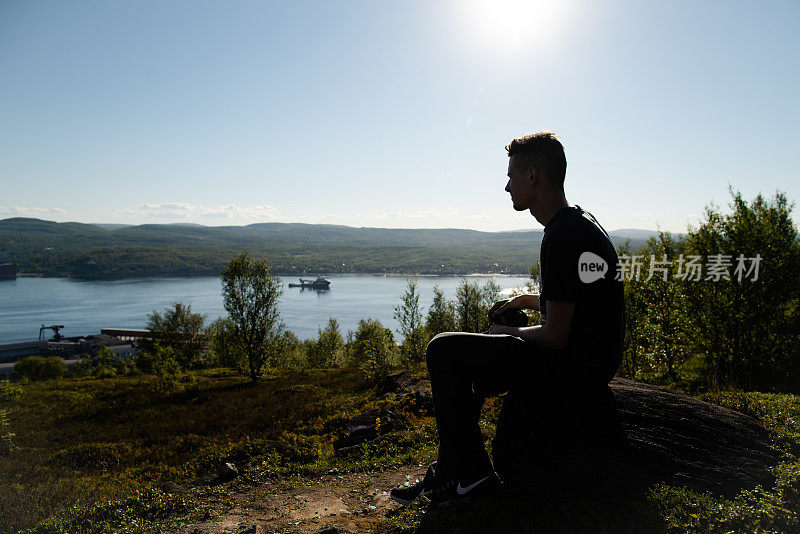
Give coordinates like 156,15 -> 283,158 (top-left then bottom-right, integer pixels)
170,465 -> 427,534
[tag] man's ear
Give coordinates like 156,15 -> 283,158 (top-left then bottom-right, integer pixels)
528,168 -> 537,183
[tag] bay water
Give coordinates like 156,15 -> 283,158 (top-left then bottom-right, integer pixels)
0,275 -> 530,344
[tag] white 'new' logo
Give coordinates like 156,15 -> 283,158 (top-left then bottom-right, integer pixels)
578,251 -> 608,283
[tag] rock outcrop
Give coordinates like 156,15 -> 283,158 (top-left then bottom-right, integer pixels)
331,372 -> 435,457
378,372 -> 779,497
332,408 -> 402,456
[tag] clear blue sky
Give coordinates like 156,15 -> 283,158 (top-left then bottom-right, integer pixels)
1,0 -> 798,232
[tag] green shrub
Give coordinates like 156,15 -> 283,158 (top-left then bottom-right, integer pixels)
347,318 -> 397,380
95,366 -> 117,379
136,344 -> 184,392
306,317 -> 345,368
399,327 -> 430,367
48,442 -> 134,471
153,346 -> 181,393
207,316 -> 241,371
275,431 -> 323,464
192,346 -> 219,370
644,390 -> 800,533
195,432 -> 322,474
141,301 -> 207,369
426,285 -> 457,336
113,358 -> 139,376
455,278 -> 501,333
0,409 -> 14,455
28,486 -> 205,534
13,356 -> 67,381
271,330 -> 306,369
0,380 -> 22,403
0,381 -> 21,455
65,355 -> 94,378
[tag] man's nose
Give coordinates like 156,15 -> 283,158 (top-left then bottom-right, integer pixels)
505,179 -> 511,192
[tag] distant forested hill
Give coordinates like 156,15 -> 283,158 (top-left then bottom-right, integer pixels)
0,218 -> 648,278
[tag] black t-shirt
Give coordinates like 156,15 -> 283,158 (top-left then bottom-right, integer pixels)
539,205 -> 624,382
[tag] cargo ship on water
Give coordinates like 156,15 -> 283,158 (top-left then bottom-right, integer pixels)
288,276 -> 331,289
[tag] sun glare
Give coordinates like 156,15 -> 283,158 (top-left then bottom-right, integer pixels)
461,0 -> 567,54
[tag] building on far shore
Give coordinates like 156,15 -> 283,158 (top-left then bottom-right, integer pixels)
0,263 -> 16,279
0,332 -> 139,364
0,341 -> 48,363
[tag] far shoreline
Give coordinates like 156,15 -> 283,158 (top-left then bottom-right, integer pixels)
8,271 -> 530,281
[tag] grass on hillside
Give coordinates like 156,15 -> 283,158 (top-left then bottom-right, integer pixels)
2,370 -> 800,533
1,368 -> 439,533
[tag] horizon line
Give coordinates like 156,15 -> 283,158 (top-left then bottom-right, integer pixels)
0,216 -> 687,235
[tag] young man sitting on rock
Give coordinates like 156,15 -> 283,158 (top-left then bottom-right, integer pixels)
390,131 -> 625,507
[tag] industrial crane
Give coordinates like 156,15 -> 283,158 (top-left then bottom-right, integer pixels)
39,324 -> 65,342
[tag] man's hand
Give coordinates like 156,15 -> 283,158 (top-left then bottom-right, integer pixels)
488,323 -> 520,336
489,294 -> 539,322
489,300 -> 575,349
487,299 -> 510,323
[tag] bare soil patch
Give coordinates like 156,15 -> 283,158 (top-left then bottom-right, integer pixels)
170,465 -> 426,534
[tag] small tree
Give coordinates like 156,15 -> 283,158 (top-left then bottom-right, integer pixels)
347,318 -> 397,380
639,231 -> 690,382
509,261 -> 542,325
208,317 -> 243,371
272,331 -> 305,369
143,302 -> 207,369
426,285 -> 457,336
394,279 -> 428,365
306,317 -> 345,368
527,261 -> 541,293
220,251 -> 286,380
482,279 -> 502,309
94,344 -> 117,378
617,240 -> 648,380
683,190 -> 800,391
146,344 -> 182,393
456,278 -> 499,333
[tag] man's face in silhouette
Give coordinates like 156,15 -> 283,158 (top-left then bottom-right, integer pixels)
505,154 -> 535,212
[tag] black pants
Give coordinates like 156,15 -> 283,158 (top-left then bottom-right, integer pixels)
425,331 -> 573,482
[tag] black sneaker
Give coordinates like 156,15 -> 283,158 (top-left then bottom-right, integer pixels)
425,472 -> 500,507
389,462 -> 439,505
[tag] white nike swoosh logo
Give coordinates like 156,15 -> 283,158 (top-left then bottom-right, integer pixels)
456,476 -> 491,495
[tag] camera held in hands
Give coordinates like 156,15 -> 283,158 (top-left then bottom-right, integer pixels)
490,307 -> 529,328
